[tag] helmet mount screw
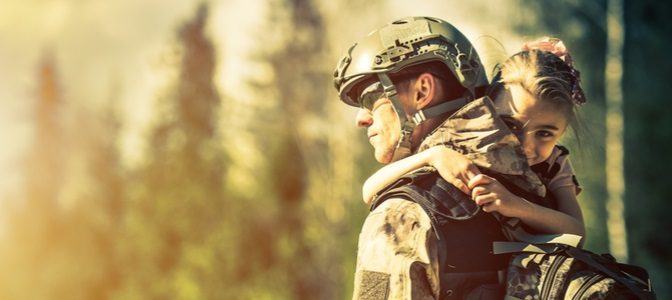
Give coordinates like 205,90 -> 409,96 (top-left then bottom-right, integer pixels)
374,56 -> 383,65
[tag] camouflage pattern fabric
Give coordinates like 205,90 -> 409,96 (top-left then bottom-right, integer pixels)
565,272 -> 620,300
353,97 -> 544,299
506,253 -> 576,300
352,96 -> 654,299
505,253 -> 633,300
417,96 -> 546,197
353,199 -> 438,299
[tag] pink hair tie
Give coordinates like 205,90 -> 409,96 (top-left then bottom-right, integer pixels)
522,37 -> 570,62
522,37 -> 586,105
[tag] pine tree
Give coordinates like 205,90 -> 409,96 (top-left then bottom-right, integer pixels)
117,4 -> 229,298
3,52 -> 68,298
25,51 -> 65,222
238,0 -> 363,298
69,81 -> 126,298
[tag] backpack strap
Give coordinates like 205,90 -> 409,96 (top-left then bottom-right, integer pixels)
564,248 -> 656,300
491,234 -> 583,255
494,243 -> 656,299
371,170 -> 480,222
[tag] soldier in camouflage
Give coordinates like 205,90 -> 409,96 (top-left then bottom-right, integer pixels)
333,17 -> 548,299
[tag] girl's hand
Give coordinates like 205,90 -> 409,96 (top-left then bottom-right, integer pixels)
467,174 -> 528,217
426,146 -> 480,195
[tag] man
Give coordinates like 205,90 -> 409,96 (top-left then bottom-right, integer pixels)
333,17 -> 546,299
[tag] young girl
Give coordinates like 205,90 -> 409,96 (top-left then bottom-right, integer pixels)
363,37 -> 586,236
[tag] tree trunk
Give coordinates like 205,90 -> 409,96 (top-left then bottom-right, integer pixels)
605,0 -> 628,262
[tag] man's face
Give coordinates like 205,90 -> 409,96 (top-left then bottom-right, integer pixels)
354,81 -> 409,164
493,84 -> 568,166
356,97 -> 401,164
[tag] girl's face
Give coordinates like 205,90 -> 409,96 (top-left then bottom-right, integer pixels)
493,84 -> 568,166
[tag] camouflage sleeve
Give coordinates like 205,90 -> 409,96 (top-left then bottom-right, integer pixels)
352,198 -> 439,300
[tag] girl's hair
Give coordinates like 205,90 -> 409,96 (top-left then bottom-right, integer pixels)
495,46 -> 586,140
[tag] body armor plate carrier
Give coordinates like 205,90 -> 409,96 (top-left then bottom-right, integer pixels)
370,169 -> 555,299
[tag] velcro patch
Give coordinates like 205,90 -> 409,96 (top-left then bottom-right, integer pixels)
358,270 -> 390,300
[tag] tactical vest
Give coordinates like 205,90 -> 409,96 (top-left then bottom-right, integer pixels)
371,169 -> 656,299
370,169 -> 555,299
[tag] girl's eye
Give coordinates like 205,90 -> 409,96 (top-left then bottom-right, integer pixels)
536,130 -> 554,138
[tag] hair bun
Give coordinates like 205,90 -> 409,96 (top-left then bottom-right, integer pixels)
523,37 -> 586,105
522,37 -> 569,62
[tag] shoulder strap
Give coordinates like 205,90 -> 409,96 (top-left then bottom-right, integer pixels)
565,248 -> 656,300
372,171 -> 480,222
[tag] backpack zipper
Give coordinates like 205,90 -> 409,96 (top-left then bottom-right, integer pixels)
541,255 -> 567,299
571,273 -> 605,300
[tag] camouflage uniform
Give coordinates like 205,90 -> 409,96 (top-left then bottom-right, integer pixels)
343,17 -> 654,300
331,16 -> 546,299
353,97 -> 545,300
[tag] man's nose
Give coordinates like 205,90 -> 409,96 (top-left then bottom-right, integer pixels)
356,109 -> 373,127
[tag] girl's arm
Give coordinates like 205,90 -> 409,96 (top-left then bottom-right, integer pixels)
363,146 -> 480,205
468,175 -> 585,236
510,187 -> 584,236
362,149 -> 433,205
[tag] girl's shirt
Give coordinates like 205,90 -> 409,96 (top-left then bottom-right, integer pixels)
530,145 -> 582,196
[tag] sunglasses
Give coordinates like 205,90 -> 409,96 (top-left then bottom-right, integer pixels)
358,81 -> 385,111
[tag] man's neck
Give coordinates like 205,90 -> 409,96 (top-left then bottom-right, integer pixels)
409,94 -> 467,152
410,113 -> 451,153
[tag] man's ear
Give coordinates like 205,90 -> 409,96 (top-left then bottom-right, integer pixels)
413,72 -> 437,110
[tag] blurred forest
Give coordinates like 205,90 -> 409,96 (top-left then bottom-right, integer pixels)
0,0 -> 670,299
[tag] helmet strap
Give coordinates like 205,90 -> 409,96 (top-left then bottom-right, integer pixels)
378,73 -> 472,161
377,73 -> 415,162
376,74 -> 474,162
410,96 -> 469,125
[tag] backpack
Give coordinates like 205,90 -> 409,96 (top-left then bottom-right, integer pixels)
496,241 -> 656,299
372,170 -> 656,299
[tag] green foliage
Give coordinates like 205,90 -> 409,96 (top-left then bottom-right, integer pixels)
3,1 -> 669,299
622,1 -> 672,297
116,4 -> 232,298
0,52 -> 124,299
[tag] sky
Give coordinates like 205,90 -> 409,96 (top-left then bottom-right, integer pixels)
0,0 -> 266,197
0,0 -> 532,201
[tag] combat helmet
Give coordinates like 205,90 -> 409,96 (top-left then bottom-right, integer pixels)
333,16 -> 489,161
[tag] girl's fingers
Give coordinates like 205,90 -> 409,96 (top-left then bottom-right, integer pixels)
467,174 -> 493,189
471,186 -> 488,199
482,202 -> 495,213
474,193 -> 495,206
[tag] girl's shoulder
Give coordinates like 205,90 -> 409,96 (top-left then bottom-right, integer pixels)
532,145 -> 571,177
540,145 -> 582,195
543,146 -> 571,174
548,145 -> 571,164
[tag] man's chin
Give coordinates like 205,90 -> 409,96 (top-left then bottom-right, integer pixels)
374,149 -> 394,164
